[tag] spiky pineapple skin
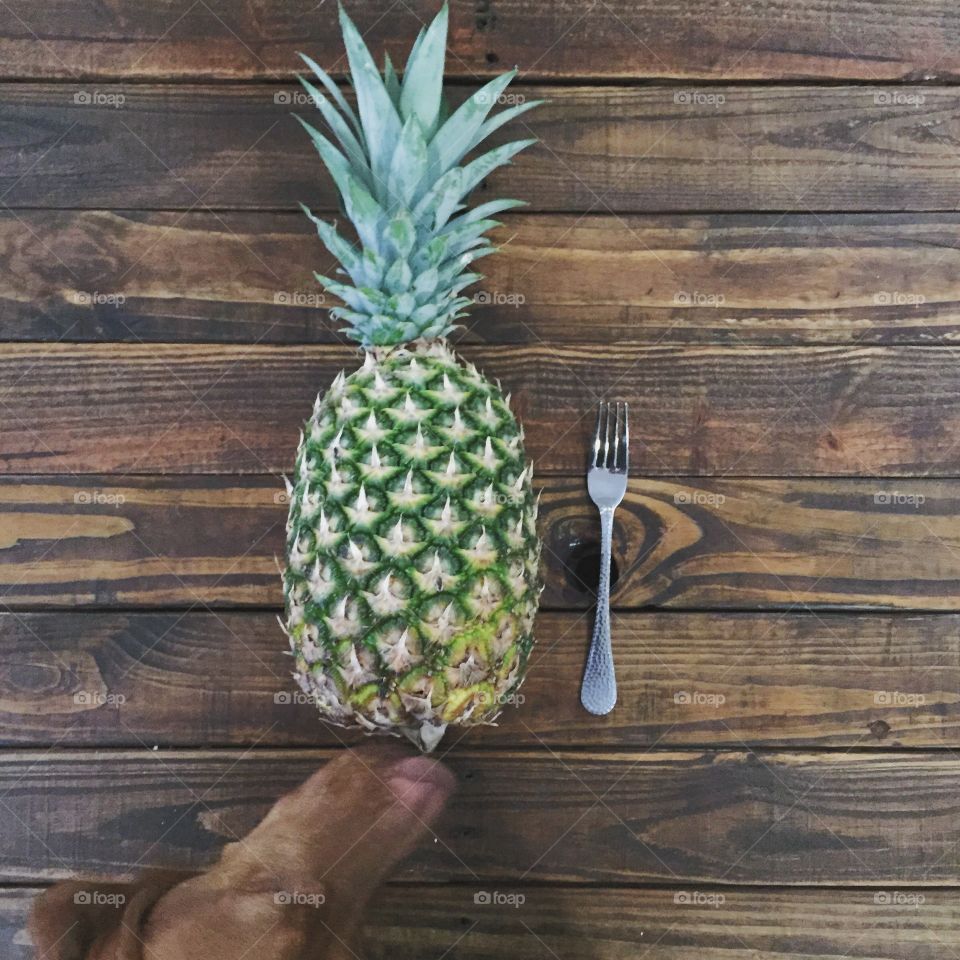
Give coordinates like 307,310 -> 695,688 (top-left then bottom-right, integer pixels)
282,341 -> 540,751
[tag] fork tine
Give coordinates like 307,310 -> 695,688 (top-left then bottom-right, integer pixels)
603,402 -> 611,469
591,403 -> 604,468
620,402 -> 629,471
611,402 -> 621,470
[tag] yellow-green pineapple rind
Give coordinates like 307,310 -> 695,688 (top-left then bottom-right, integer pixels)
282,341 -> 541,751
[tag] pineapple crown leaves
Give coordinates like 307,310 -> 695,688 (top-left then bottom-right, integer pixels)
295,3 -> 541,348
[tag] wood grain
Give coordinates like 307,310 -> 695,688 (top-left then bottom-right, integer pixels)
9,85 -> 960,211
2,609 -> 959,748
4,477 -> 960,609
8,210 -> 960,345
0,748 -> 958,884
2,884 -> 957,960
3,0 -> 960,81
3,344 -> 960,475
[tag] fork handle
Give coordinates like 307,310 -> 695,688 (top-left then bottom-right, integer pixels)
581,506 -> 617,715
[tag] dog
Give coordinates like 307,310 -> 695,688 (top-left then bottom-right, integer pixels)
29,745 -> 454,959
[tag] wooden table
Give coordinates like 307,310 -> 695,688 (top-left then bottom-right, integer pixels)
3,3 -> 960,956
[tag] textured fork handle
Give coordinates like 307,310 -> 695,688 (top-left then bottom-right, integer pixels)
581,506 -> 617,715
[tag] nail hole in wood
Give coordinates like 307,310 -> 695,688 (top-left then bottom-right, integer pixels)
564,539 -> 621,595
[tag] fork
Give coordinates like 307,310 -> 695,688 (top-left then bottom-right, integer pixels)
580,401 -> 629,716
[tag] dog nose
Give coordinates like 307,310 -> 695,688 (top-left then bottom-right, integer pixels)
386,756 -> 456,811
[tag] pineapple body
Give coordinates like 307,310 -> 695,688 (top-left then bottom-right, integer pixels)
283,341 -> 540,751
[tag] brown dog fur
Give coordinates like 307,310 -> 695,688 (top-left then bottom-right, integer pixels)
29,746 -> 454,960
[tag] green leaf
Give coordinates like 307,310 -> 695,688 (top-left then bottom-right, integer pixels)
343,175 -> 387,253
411,166 -> 462,229
297,75 -> 370,185
427,69 -> 516,178
383,52 -> 401,107
384,256 -> 413,294
298,52 -> 363,143
412,266 -> 439,299
452,197 -> 526,224
386,114 -> 428,207
294,115 -> 354,202
338,4 -> 403,192
391,291 -> 417,317
466,99 -> 543,156
460,138 -> 536,195
383,212 -> 417,259
399,3 -> 448,136
300,204 -> 363,280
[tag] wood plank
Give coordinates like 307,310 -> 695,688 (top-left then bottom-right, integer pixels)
9,210 -> 960,346
2,610 -> 959,748
0,748 -> 958,883
3,1 -> 960,82
3,343 -> 960,475
4,476 -> 960,609
9,85 -> 960,211
2,884 -> 957,960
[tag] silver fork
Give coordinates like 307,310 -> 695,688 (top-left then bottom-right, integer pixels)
580,401 -> 629,716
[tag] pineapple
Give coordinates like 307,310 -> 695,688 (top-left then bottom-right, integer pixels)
281,3 -> 542,752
